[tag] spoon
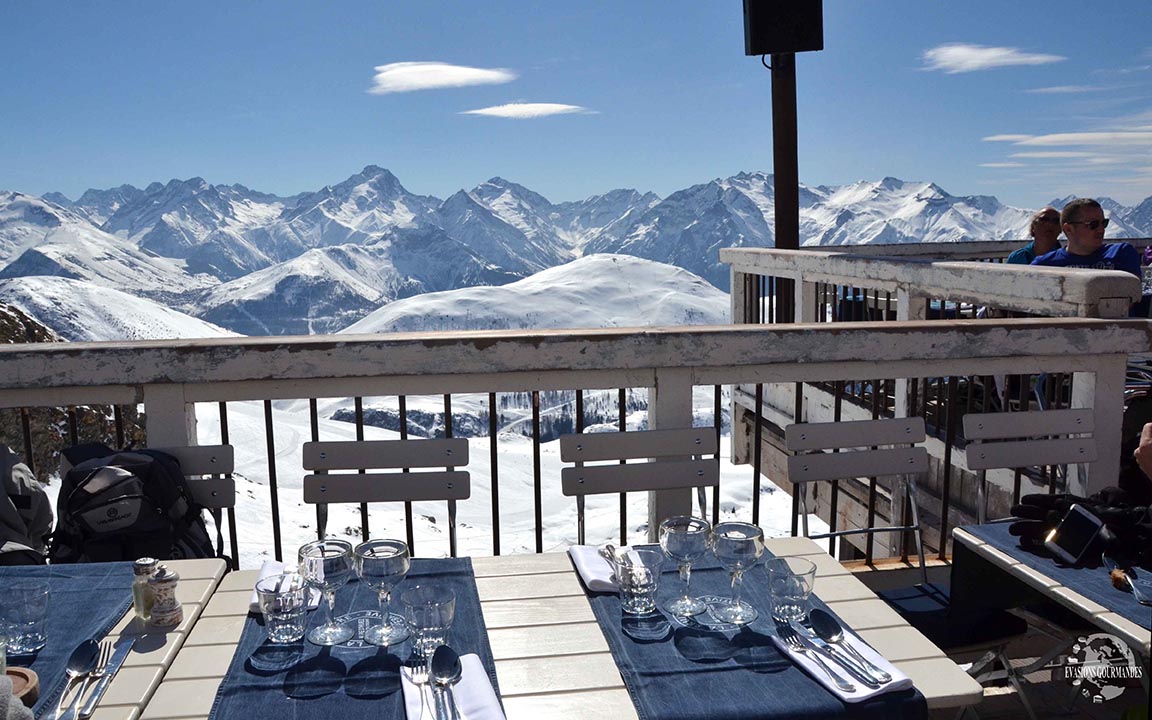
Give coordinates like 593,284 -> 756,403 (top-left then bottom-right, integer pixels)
57,639 -> 99,720
809,609 -> 892,684
430,645 -> 463,720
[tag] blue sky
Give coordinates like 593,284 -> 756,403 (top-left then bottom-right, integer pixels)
1,1 -> 1149,209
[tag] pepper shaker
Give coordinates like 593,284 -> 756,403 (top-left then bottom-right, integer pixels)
148,564 -> 184,627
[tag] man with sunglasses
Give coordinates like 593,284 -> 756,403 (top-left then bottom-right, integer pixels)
1006,206 -> 1062,265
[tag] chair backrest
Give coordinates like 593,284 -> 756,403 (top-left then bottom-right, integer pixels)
962,408 -> 1095,522
154,445 -> 236,509
784,418 -> 928,583
558,427 -> 718,544
301,438 -> 470,556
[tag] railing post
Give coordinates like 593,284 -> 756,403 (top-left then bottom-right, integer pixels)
141,384 -> 197,447
731,267 -> 751,324
648,367 -> 695,540
1072,355 -> 1127,497
796,280 -> 818,323
893,289 -> 929,419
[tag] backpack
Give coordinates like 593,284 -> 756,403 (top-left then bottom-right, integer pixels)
0,445 -> 53,565
48,443 -> 221,563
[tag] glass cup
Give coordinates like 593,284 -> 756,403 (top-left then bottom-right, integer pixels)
354,539 -> 411,646
766,556 -> 817,622
709,522 -> 764,625
615,547 -> 665,615
254,572 -> 309,643
1,581 -> 48,654
298,539 -> 355,646
401,584 -> 456,659
659,516 -> 712,616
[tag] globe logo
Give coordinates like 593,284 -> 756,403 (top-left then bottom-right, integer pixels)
1065,633 -> 1143,703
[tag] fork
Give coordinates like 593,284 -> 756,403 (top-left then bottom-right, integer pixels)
776,621 -> 855,692
402,657 -> 434,719
59,641 -> 112,720
77,641 -> 114,719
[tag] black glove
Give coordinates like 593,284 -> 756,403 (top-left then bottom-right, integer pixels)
1009,491 -> 1152,566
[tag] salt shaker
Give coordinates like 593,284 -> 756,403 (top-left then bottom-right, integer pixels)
148,564 -> 184,627
132,557 -> 159,622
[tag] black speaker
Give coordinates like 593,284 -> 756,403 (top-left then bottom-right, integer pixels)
743,0 -> 824,56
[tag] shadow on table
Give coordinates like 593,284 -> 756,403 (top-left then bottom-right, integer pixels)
242,641 -> 403,700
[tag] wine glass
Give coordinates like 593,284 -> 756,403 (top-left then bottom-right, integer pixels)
298,539 -> 355,645
659,516 -> 712,616
354,539 -> 411,646
709,522 -> 764,625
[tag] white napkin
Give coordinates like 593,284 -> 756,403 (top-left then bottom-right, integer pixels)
771,625 -> 913,703
248,560 -> 321,613
567,545 -> 618,592
401,653 -> 506,720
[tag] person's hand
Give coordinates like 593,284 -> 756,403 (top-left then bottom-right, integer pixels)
1134,422 -> 1152,480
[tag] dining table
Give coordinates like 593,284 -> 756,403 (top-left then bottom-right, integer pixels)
135,536 -> 981,720
2,557 -> 228,720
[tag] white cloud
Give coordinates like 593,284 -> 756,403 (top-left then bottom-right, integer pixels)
1025,85 -> 1102,94
1015,131 -> 1152,146
979,162 -> 1025,168
1009,151 -> 1095,158
368,62 -> 517,94
922,43 -> 1064,73
461,103 -> 591,119
983,134 -> 1034,142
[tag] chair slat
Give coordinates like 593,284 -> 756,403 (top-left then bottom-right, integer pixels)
561,460 -> 718,497
784,418 -> 926,451
966,438 -> 1096,471
787,447 -> 928,483
303,471 -> 471,503
962,408 -> 1093,440
303,438 -> 468,470
185,477 -> 236,509
559,428 -> 718,462
155,445 -> 234,476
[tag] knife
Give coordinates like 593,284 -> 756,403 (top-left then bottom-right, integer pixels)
1102,555 -> 1152,607
791,622 -> 881,689
78,636 -> 137,719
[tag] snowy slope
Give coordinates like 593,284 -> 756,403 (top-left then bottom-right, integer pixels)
344,253 -> 728,333
0,276 -> 237,341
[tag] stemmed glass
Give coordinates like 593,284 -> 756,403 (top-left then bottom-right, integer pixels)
659,516 -> 712,616
709,522 -> 765,625
354,539 -> 411,646
298,539 -> 355,645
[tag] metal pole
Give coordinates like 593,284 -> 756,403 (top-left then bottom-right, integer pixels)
771,52 -> 799,323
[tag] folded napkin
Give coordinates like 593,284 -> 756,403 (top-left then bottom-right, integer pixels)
248,560 -> 321,613
568,545 -> 618,592
771,625 -> 913,703
401,653 -> 505,720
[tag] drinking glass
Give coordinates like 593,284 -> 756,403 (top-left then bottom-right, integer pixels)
765,556 -> 817,622
401,584 -> 456,659
354,539 -> 411,646
709,522 -> 764,625
298,539 -> 355,645
614,547 -> 665,615
1,581 -> 48,654
659,516 -> 712,616
254,572 -> 308,643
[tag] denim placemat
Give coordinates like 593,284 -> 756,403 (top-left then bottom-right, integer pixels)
208,557 -> 500,720
960,522 -> 1152,630
1,562 -> 134,719
581,546 -> 927,720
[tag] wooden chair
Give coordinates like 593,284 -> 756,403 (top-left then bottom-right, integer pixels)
962,408 -> 1095,523
558,427 -> 718,545
154,444 -> 237,568
302,438 -> 469,556
784,417 -> 928,582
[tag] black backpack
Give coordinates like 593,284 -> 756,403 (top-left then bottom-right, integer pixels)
48,443 -> 221,563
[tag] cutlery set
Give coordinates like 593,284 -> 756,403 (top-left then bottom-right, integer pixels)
55,637 -> 135,720
405,645 -> 463,720
776,609 -> 895,693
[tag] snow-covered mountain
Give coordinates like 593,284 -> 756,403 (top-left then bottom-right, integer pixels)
0,276 -> 236,341
4,168 -> 1151,336
344,253 -> 729,333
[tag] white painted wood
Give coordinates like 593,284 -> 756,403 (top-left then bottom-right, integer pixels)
559,427 -> 717,461
1075,355 -> 1127,496
962,408 -> 1093,439
561,459 -> 718,496
646,369 -> 699,537
302,438 -> 468,470
785,417 -> 926,450
141,384 -> 196,446
788,447 -> 929,483
966,438 -> 1096,470
302,470 -> 470,503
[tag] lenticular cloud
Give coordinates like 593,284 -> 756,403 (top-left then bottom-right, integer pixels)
461,103 -> 589,119
921,43 -> 1064,74
369,62 -> 516,94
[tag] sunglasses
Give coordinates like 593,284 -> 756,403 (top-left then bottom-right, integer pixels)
1066,219 -> 1110,230
1035,216 -> 1060,224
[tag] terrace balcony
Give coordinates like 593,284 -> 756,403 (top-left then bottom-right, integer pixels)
3,241 -> 1151,717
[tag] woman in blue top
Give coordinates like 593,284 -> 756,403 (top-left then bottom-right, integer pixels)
1006,207 -> 1061,265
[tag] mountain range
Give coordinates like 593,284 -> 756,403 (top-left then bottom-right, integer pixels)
3,167 -> 1150,336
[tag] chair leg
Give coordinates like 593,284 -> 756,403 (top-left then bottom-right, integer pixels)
999,648 -> 1039,720
448,499 -> 458,557
905,478 -> 928,586
696,485 -> 708,521
576,496 -> 586,545
799,484 -> 811,538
